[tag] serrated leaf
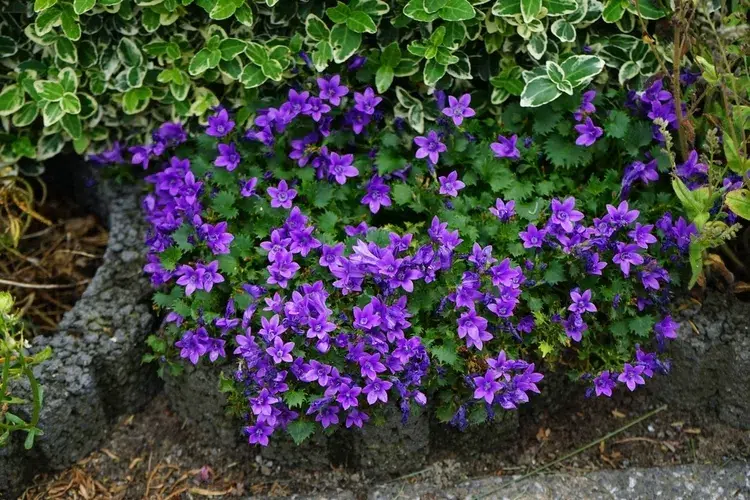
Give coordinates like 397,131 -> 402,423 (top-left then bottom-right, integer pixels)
543,260 -> 566,284
604,110 -> 630,139
287,420 -> 317,445
160,247 -> 183,271
430,342 -> 459,367
392,183 -> 413,205
283,390 -> 307,409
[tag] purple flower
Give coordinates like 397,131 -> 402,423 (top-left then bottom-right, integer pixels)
206,108 -> 235,137
259,314 -> 286,341
286,89 -> 312,117
550,197 -> 584,233
676,150 -> 708,178
442,93 -> 475,126
519,224 -> 546,249
328,151 -> 358,185
414,131 -> 447,164
574,117 -> 603,147
246,422 -> 273,446
490,134 -> 520,160
337,385 -> 362,410
473,371 -> 502,404
267,180 -> 297,209
606,201 -> 640,227
361,175 -> 391,213
654,315 -> 678,340
489,199 -> 515,222
353,87 -> 382,115
618,363 -> 646,391
363,378 -> 392,405
305,97 -> 331,122
640,80 -> 672,105
175,329 -> 208,364
198,261 -> 224,292
353,303 -> 381,330
612,242 -> 644,276
319,243 -> 344,268
200,221 -> 234,255
345,409 -> 369,428
240,177 -> 258,197
628,223 -> 656,249
359,353 -> 387,380
266,336 -> 295,364
574,90 -> 596,121
289,132 -> 318,167
438,171 -> 465,197
317,75 -> 348,106
593,371 -> 616,397
568,289 -> 597,314
214,142 -> 241,171
468,243 -> 496,269
348,55 -> 367,70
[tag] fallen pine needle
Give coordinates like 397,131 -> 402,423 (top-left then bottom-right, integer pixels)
477,404 -> 668,498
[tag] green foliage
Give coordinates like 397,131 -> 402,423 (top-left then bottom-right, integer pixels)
0,0 -> 674,165
0,292 -> 51,449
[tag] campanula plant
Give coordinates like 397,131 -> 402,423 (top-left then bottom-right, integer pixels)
112,73 -> 702,446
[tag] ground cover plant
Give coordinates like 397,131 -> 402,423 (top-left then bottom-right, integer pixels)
0,0 -> 673,166
101,61 -> 748,446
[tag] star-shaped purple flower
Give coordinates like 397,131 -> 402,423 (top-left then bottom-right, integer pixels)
442,93 -> 476,126
438,170 -> 465,197
414,130 -> 447,164
574,117 -> 603,147
490,134 -> 520,160
267,180 -> 297,209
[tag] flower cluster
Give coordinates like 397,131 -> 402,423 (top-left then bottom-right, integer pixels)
127,77 -> 698,446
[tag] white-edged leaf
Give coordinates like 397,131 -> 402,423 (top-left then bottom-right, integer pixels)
520,76 -> 562,107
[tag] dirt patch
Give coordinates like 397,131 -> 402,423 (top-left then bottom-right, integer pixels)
0,177 -> 108,334
21,384 -> 750,499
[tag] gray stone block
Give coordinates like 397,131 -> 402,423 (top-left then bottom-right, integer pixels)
0,163 -> 159,498
651,292 -> 750,429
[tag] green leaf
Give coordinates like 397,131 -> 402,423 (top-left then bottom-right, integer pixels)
73,0 -> 95,14
210,0 -> 239,20
544,0 -> 578,15
726,189 -> 750,221
404,0 -> 439,21
287,420 -> 317,445
35,81 -> 65,102
326,1 -> 351,23
438,0 -> 475,21
55,36 -> 78,63
60,113 -> 82,139
672,177 -> 709,222
520,76 -> 561,107
521,0 -> 542,23
305,14 -> 330,41
618,61 -> 640,85
245,42 -> 268,65
312,40 -> 333,72
604,110 -> 630,139
551,19 -> 576,42
602,0 -> 625,23
0,85 -> 25,117
724,135 -> 750,175
375,65 -> 394,93
42,100 -> 64,126
560,55 -> 605,88
347,11 -> 377,33
545,61 -> 565,85
159,247 -> 183,271
430,342 -> 459,367
330,25 -> 361,63
189,48 -> 220,75
628,314 -> 655,337
423,59 -> 447,86
283,390 -> 307,409
12,102 -> 39,127
543,260 -> 566,284
688,241 -> 703,289
58,68 -> 78,92
121,87 -> 152,115
240,64 -> 267,88
219,39 -> 247,60
60,92 -> 81,114
624,0 -> 665,19
60,7 -> 81,40
425,0 -> 448,12
34,0 -> 58,11
492,0 -> 522,16
527,31 -> 548,60
392,183 -> 414,205
118,38 -> 143,67
261,59 -> 283,81
235,3 -> 254,26
0,36 -> 17,58
381,42 -> 402,67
